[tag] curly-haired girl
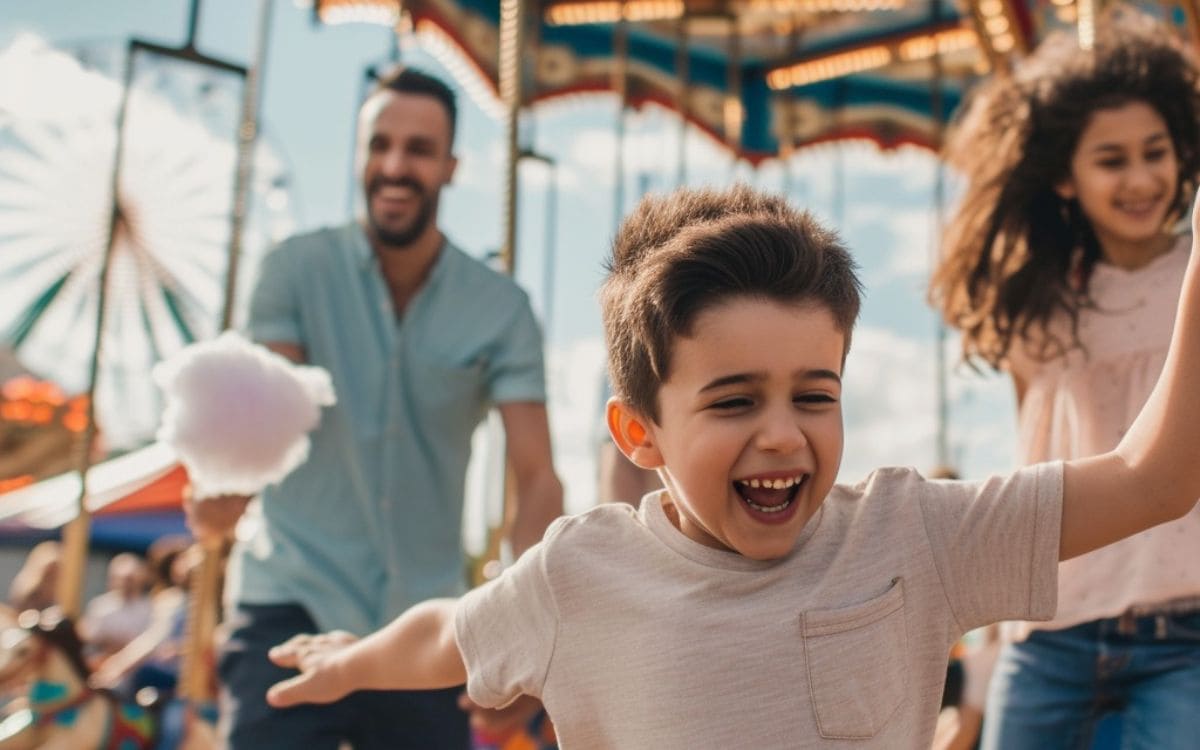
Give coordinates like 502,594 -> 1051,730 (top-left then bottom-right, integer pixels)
930,9 -> 1200,748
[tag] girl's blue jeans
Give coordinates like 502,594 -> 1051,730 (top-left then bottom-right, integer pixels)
981,608 -> 1200,750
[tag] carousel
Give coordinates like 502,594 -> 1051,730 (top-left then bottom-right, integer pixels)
1,0 -> 1197,748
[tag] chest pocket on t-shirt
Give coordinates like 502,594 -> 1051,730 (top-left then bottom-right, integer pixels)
800,577 -> 908,739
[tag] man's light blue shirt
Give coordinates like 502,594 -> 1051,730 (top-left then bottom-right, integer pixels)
230,223 -> 545,634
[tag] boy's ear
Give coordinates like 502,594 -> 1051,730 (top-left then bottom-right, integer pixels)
606,399 -> 663,470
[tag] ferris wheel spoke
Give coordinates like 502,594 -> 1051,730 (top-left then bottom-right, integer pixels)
0,253 -> 94,331
0,34 -> 294,447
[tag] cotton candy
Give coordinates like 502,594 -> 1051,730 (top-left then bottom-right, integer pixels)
153,332 -> 335,498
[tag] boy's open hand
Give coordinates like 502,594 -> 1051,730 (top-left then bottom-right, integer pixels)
266,630 -> 360,707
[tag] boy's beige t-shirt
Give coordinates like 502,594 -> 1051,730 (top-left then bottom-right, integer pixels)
456,463 -> 1062,749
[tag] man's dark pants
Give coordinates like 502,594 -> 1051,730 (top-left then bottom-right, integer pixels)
218,603 -> 470,750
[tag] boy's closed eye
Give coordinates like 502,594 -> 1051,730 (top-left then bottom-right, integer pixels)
709,397 -> 754,411
707,393 -> 838,411
795,393 -> 838,406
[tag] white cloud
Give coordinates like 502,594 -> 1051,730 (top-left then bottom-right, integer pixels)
450,139 -> 505,192
840,326 -> 938,481
841,325 -> 1015,481
884,209 -> 936,277
561,115 -> 739,194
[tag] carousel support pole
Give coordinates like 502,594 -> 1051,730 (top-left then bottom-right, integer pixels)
1180,0 -> 1200,47
612,4 -> 629,231
675,11 -> 690,187
832,79 -> 846,230
347,64 -> 387,219
177,0 -> 276,708
471,0 -> 529,585
778,117 -> 793,196
778,20 -> 800,197
724,14 -> 742,154
1077,0 -> 1096,49
929,0 -> 950,470
58,38 -> 142,618
221,0 -> 272,333
184,0 -> 203,51
388,16 -> 402,61
498,0 -> 527,275
518,149 -> 558,336
542,157 -> 558,335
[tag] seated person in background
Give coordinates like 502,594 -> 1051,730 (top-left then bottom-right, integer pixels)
261,185 -> 1200,747
8,540 -> 61,612
90,536 -> 196,697
80,552 -> 153,663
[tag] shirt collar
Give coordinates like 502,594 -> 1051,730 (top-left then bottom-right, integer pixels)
349,221 -> 458,281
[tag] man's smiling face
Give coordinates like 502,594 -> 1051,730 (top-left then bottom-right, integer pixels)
357,90 -> 457,250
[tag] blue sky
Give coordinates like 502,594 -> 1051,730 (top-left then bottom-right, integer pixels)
1,0 -> 1017,532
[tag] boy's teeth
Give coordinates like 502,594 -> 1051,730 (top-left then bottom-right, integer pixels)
735,476 -> 805,513
739,476 -> 800,489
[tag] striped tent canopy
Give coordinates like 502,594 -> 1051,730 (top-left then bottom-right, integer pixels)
0,442 -> 188,553
310,0 -> 1200,162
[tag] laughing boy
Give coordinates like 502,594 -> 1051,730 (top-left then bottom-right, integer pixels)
263,186 -> 1200,748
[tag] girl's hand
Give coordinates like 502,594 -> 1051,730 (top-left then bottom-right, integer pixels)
265,630 -> 359,707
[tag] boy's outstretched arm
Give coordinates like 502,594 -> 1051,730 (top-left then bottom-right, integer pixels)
266,598 -> 466,707
1059,189 -> 1200,561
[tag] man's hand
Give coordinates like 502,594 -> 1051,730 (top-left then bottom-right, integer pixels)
184,490 -> 250,548
265,630 -> 359,707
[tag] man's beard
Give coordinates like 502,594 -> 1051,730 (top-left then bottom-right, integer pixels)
366,177 -> 437,248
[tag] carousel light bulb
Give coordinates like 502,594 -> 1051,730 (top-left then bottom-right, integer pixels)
769,44 -> 892,89
750,0 -> 903,10
978,0 -> 1003,17
314,0 -> 401,26
898,36 -> 936,61
985,15 -> 1009,35
545,0 -> 684,25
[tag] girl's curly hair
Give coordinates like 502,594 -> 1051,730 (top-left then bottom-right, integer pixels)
929,8 -> 1200,369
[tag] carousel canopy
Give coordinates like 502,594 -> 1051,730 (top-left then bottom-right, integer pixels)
0,441 -> 187,552
307,0 -> 1199,161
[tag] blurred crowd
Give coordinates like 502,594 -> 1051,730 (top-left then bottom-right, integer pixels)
6,534 -> 202,701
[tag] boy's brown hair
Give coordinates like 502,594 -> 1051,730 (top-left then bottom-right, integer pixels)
601,185 -> 863,422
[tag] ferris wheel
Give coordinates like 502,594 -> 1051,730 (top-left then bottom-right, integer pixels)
0,33 -> 294,450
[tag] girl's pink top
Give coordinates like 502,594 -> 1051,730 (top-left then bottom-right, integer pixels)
1006,234 -> 1200,637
